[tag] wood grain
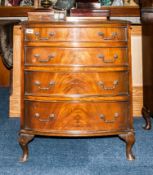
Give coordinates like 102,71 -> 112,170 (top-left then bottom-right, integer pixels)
24,100 -> 129,132
24,71 -> 129,96
9,23 -> 143,118
131,25 -> 142,36
9,25 -> 22,117
21,21 -> 133,135
24,27 -> 127,42
18,20 -> 136,161
132,86 -> 143,117
10,86 -> 142,117
0,6 -> 140,17
0,56 -> 10,87
25,47 -> 128,67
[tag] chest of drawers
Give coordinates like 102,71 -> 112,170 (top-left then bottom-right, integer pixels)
18,20 -> 135,162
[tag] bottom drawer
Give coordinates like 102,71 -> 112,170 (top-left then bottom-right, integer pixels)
24,101 -> 130,133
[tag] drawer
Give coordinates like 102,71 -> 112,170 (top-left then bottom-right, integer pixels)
24,27 -> 127,42
24,101 -> 129,132
25,47 -> 128,66
25,71 -> 129,96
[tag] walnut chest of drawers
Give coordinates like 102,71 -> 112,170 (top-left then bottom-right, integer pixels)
18,20 -> 135,162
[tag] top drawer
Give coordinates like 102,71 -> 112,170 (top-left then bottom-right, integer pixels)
24,27 -> 127,42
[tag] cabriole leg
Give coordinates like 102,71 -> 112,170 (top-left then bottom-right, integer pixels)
18,133 -> 34,162
142,106 -> 152,130
119,132 -> 135,160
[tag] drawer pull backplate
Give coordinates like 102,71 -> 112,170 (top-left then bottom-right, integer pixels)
34,113 -> 56,122
99,112 -> 119,123
34,80 -> 55,90
98,54 -> 118,63
34,53 -> 55,63
98,80 -> 119,90
34,31 -> 55,41
98,32 -> 118,40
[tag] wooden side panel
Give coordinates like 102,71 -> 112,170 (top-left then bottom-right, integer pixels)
131,25 -> 143,117
132,86 -> 143,117
131,25 -> 142,87
9,25 -> 22,117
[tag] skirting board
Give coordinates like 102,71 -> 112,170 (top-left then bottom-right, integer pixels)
132,86 -> 143,117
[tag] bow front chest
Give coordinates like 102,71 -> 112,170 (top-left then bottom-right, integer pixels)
18,20 -> 135,162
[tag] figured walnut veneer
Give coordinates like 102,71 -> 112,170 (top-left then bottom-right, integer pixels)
19,20 -> 135,162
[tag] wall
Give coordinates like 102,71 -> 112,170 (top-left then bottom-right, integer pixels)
131,25 -> 143,117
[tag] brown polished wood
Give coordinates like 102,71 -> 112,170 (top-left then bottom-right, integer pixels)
24,26 -> 127,42
19,20 -> 135,162
24,71 -> 129,96
0,6 -> 140,17
140,0 -> 153,8
0,7 -> 34,17
141,1 -> 153,129
24,101 -> 130,132
119,132 -> 135,160
18,133 -> 34,162
71,6 -> 140,17
25,47 -> 128,66
0,56 -> 10,87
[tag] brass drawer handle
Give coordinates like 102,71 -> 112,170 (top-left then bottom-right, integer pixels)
34,53 -> 55,63
99,112 -> 119,123
34,31 -> 55,41
98,80 -> 119,90
34,113 -> 56,122
34,80 -> 55,90
98,32 -> 118,40
98,54 -> 118,63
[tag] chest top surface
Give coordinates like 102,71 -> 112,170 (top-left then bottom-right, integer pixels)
21,20 -> 131,27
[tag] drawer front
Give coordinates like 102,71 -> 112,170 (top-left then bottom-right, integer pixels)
25,47 -> 128,66
24,27 -> 127,42
25,71 -> 129,96
24,101 -> 129,132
